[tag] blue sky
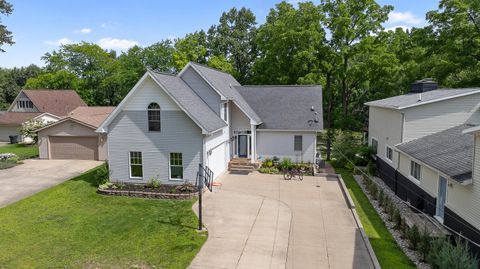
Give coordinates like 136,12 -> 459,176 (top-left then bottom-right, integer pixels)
0,0 -> 439,68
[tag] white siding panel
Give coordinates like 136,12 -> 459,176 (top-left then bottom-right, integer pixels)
124,76 -> 180,111
0,125 -> 20,142
257,131 -> 316,163
368,106 -> 403,169
403,94 -> 480,142
231,102 -> 250,131
446,133 -> 480,230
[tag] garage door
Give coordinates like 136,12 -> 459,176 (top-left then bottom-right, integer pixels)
49,136 -> 98,160
207,142 -> 227,179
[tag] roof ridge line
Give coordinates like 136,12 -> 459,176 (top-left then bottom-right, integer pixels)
189,61 -> 236,77
239,85 -> 321,87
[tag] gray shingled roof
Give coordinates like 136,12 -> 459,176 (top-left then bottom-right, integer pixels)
365,88 -> 480,110
149,70 -> 227,133
189,62 -> 262,123
396,124 -> 475,183
235,85 -> 323,131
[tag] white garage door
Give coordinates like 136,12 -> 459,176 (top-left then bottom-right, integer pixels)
207,142 -> 227,179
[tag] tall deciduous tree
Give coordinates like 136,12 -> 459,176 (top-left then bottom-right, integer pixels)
173,31 -> 208,71
426,0 -> 480,87
208,7 -> 257,83
0,0 -> 13,52
321,0 -> 392,125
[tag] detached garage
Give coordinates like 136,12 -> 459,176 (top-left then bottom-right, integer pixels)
37,107 -> 115,161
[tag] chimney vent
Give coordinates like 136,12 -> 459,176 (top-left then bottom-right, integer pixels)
411,78 -> 438,93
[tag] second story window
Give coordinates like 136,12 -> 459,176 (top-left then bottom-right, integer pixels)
147,103 -> 161,132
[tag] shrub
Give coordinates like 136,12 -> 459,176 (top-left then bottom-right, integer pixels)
427,237 -> 478,269
407,224 -> 421,250
261,158 -> 273,168
331,131 -> 358,168
94,164 -> 110,186
146,177 -> 161,188
393,208 -> 402,229
272,156 -> 280,166
387,202 -> 396,221
418,227 -> 432,261
400,218 -> 408,238
280,158 -> 293,170
378,189 -> 385,206
19,118 -> 48,143
259,167 -> 280,174
366,160 -> 377,176
175,183 -> 196,193
369,183 -> 378,199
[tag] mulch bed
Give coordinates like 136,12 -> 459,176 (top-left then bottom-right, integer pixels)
98,184 -> 199,200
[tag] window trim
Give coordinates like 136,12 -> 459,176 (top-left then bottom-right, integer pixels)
128,151 -> 143,179
294,135 -> 303,152
147,102 -> 161,132
410,160 -> 421,182
220,102 -> 228,123
385,145 -> 393,162
169,152 -> 184,181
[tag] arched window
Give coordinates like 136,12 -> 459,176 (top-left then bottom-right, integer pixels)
148,103 -> 161,131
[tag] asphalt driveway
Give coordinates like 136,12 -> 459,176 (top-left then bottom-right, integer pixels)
0,159 -> 103,208
190,172 -> 375,269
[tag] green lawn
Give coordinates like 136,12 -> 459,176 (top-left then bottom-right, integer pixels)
333,165 -> 416,269
0,166 -> 207,268
0,144 -> 39,159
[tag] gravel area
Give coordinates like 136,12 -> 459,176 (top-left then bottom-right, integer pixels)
353,173 -> 431,269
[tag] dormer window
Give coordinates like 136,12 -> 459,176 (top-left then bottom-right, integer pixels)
148,102 -> 161,132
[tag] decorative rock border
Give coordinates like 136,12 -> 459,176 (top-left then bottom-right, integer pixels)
98,188 -> 198,200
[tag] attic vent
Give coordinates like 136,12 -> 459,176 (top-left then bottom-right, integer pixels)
411,78 -> 438,93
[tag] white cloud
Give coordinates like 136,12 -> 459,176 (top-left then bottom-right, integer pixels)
44,37 -> 74,46
388,11 -> 423,25
74,28 -> 92,34
97,37 -> 138,50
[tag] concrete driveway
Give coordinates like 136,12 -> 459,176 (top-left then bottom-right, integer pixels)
0,159 -> 103,208
189,172 -> 375,269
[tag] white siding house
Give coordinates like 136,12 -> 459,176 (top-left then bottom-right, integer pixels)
96,62 -> 323,184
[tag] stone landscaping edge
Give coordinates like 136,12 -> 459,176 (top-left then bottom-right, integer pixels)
97,188 -> 199,200
337,174 -> 382,269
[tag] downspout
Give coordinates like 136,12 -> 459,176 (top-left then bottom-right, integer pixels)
250,124 -> 256,163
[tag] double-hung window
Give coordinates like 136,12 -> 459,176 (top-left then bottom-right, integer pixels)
410,161 -> 421,181
385,145 -> 393,162
170,153 -> 183,180
294,135 -> 303,151
129,152 -> 143,178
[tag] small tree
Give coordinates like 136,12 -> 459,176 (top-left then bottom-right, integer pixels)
19,118 -> 47,143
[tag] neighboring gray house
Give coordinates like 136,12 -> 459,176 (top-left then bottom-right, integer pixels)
366,79 -> 480,253
96,62 -> 323,183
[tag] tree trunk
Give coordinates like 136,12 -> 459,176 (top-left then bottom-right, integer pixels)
341,56 -> 349,124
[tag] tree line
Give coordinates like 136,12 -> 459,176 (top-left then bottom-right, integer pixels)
0,0 -> 479,131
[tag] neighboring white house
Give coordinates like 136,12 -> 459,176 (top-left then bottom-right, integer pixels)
366,79 -> 480,252
0,89 -> 87,142
96,62 -> 323,183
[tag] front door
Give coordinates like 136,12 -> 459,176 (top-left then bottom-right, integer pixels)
238,135 -> 248,158
436,176 -> 447,221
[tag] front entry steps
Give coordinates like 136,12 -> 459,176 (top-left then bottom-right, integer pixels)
228,158 -> 256,173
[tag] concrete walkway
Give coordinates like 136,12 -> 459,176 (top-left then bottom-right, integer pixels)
0,159 -> 103,208
189,172 -> 374,269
